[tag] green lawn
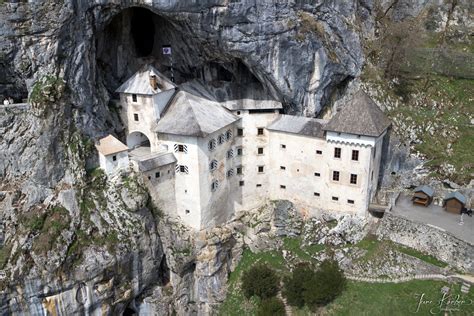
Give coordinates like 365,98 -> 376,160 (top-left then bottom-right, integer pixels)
327,280 -> 474,316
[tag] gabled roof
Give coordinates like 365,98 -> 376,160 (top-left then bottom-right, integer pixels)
138,153 -> 177,172
95,135 -> 128,156
154,90 -> 240,137
323,90 -> 391,137
267,115 -> 327,139
414,185 -> 434,197
115,65 -> 176,95
444,191 -> 467,204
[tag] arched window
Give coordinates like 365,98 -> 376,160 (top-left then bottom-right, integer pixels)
209,159 -> 218,171
225,129 -> 233,141
217,134 -> 225,145
211,180 -> 219,192
208,139 -> 216,151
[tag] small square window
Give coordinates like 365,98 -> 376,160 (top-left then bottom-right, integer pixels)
332,196 -> 339,201
258,166 -> 264,173
237,147 -> 243,156
155,172 -> 160,178
175,144 -> 187,153
257,128 -> 264,135
257,147 -> 264,155
132,94 -> 137,102
239,180 -> 245,186
112,155 -> 117,161
185,209 -> 190,214
256,184 -> 262,187
332,171 -> 340,181
237,111 -> 241,115
314,192 -> 320,197
281,144 -> 286,149
350,174 -> 358,184
280,185 -> 286,189
334,147 -> 341,158
280,166 -> 286,170
148,176 -> 151,180
352,150 -> 359,161
133,113 -> 139,121
237,128 -> 244,137
316,150 -> 322,155
314,172 -> 320,177
236,166 -> 243,175
347,199 -> 355,204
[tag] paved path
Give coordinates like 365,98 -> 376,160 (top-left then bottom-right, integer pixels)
392,195 -> 474,244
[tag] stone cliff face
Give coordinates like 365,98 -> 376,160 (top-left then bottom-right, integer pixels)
0,0 -> 471,315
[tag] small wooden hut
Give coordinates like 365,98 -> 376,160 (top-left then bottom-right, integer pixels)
412,185 -> 434,207
443,192 -> 467,214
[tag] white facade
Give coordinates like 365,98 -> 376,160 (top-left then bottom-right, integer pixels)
98,151 -> 129,175
105,66 -> 391,231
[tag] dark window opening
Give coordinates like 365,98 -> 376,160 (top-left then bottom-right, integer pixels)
280,185 -> 286,189
112,155 -> 117,161
258,166 -> 264,173
155,172 -> 160,178
314,192 -> 320,197
314,172 -> 320,177
281,144 -> 286,149
256,184 -> 262,187
131,8 -> 155,57
237,128 -> 244,136
316,150 -> 322,155
352,150 -> 359,161
332,171 -> 340,181
280,166 -> 286,170
334,147 -> 341,158
332,196 -> 339,201
258,147 -> 264,155
350,174 -> 358,184
348,199 -> 355,204
134,113 -> 139,121
239,180 -> 245,186
132,94 -> 137,102
257,128 -> 264,135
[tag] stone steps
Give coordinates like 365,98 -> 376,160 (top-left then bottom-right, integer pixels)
461,282 -> 470,294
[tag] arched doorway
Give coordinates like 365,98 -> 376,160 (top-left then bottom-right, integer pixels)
127,131 -> 151,150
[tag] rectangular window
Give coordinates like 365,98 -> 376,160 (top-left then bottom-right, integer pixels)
334,147 -> 341,158
332,196 -> 339,201
281,144 -> 286,149
314,172 -> 320,177
176,165 -> 189,174
133,113 -> 139,121
257,147 -> 264,155
132,94 -> 137,102
314,192 -> 320,197
350,174 -> 358,184
332,171 -> 340,181
236,166 -> 243,175
256,184 -> 262,188
155,172 -> 160,178
237,147 -> 243,156
280,185 -> 286,189
239,180 -> 245,186
237,128 -> 244,137
280,166 -> 286,170
316,150 -> 322,155
352,150 -> 359,161
257,128 -> 264,135
174,144 -> 187,153
112,155 -> 117,161
258,166 -> 264,173
347,199 -> 355,204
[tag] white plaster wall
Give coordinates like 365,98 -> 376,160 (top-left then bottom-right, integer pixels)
197,124 -> 237,229
268,131 -> 374,217
99,151 -> 129,175
231,110 -> 281,212
120,93 -> 160,150
157,134 -> 202,230
142,164 -> 177,218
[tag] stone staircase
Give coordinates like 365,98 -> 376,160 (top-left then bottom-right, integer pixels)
461,282 -> 471,294
277,290 -> 293,316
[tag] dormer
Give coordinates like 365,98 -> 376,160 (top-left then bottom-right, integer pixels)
115,65 -> 177,119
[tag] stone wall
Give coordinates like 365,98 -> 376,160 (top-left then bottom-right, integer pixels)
376,213 -> 474,273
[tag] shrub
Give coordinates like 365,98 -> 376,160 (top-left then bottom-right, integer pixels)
257,297 -> 286,316
241,264 -> 279,299
303,259 -> 346,308
283,263 -> 314,307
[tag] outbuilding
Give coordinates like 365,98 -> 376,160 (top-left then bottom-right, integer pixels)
95,135 -> 129,174
412,185 -> 434,207
443,191 -> 467,214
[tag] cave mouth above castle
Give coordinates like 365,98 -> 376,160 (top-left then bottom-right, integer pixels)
95,6 -> 279,105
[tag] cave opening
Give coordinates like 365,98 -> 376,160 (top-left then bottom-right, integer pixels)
95,6 -> 279,105
131,8 -> 155,57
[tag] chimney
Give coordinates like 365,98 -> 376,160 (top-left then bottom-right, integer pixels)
149,74 -> 158,90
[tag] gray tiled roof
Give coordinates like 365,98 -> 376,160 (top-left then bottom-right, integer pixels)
137,153 -> 177,172
323,90 -> 391,137
414,185 -> 434,197
267,115 -> 327,138
154,90 -> 240,137
444,191 -> 467,204
115,65 -> 176,95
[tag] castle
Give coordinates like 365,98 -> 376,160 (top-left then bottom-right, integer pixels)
95,65 -> 391,230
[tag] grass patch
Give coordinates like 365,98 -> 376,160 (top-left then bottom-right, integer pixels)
396,245 -> 448,268
283,237 -> 325,261
327,280 -> 474,315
